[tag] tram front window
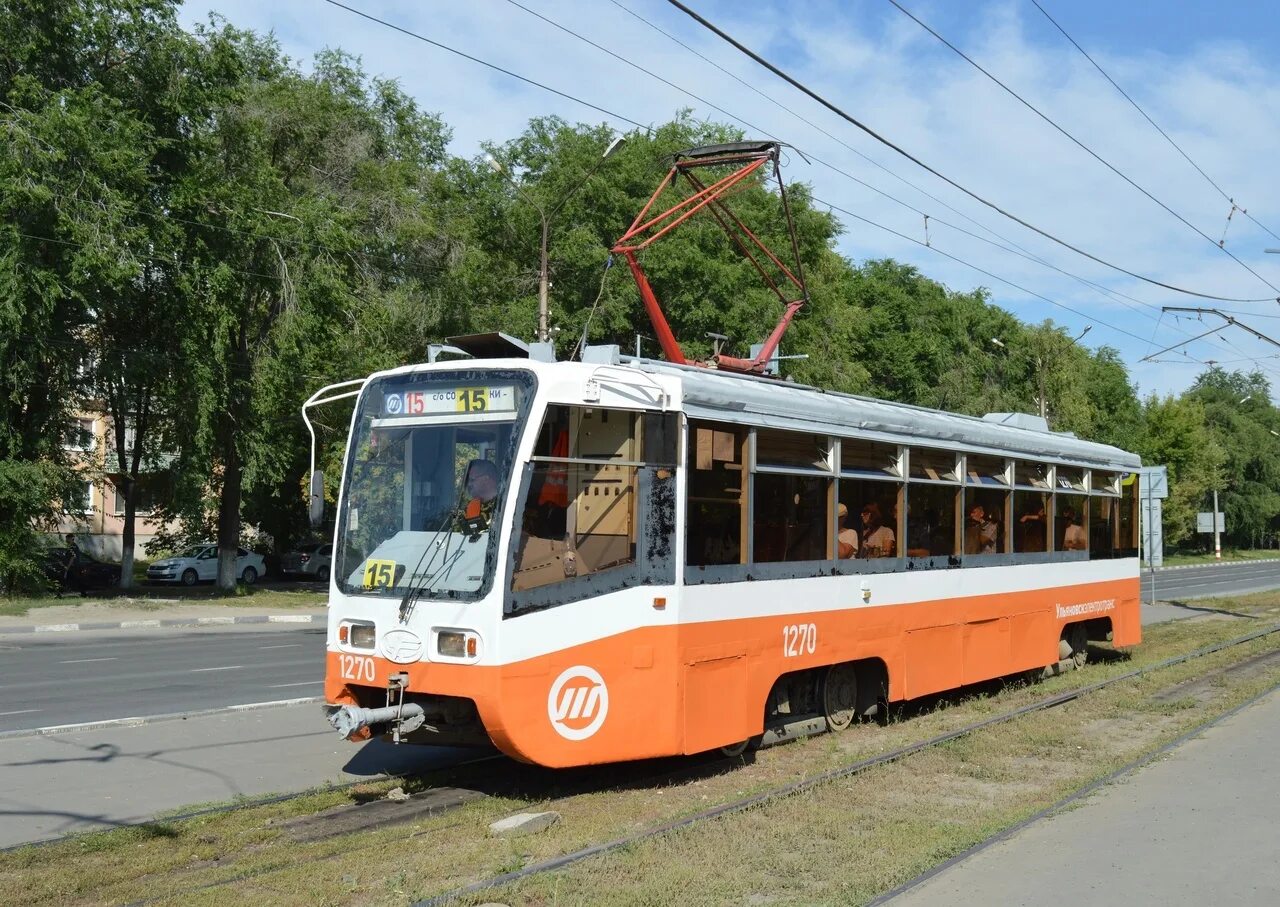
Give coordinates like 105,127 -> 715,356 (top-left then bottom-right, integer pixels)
334,371 -> 532,599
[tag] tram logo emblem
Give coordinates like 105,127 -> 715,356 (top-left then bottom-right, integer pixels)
384,392 -> 403,415
548,665 -> 608,741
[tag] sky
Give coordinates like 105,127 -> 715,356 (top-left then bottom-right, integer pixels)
177,0 -> 1280,398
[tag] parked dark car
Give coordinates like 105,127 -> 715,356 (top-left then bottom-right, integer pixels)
42,547 -> 122,594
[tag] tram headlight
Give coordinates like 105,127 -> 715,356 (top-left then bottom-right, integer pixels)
436,629 -> 480,659
339,620 -> 376,650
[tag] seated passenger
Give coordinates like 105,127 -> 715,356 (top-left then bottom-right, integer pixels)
1060,506 -> 1087,550
836,503 -> 859,559
859,501 -> 895,558
965,503 -> 998,554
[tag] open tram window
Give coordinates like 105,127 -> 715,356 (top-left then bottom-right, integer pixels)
687,422 -> 747,567
512,405 -> 676,593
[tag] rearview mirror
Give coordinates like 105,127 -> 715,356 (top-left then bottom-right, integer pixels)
309,471 -> 325,528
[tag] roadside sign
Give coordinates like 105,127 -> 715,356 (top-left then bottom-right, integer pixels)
1197,512 -> 1226,534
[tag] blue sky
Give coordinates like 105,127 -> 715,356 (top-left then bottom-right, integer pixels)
178,1 -> 1280,399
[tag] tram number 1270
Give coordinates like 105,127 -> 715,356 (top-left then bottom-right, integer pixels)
782,623 -> 817,657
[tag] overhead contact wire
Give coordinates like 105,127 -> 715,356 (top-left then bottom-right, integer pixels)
1030,0 -> 1280,247
886,0 -> 1280,296
663,0 -> 1277,303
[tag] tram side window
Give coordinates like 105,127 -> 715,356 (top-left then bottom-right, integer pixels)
752,426 -> 831,564
1116,473 -> 1140,557
1014,490 -> 1052,553
838,477 -> 901,558
1091,471 -> 1120,558
512,406 -> 656,592
905,481 -> 959,557
687,422 -> 747,566
1013,460 -> 1053,554
964,456 -> 1010,555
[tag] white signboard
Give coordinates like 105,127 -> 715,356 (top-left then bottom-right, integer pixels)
1196,512 -> 1226,534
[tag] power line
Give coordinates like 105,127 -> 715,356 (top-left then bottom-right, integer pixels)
1030,0 -> 1280,246
885,0 -> 1280,296
325,0 -> 1280,376
663,0 -> 1278,303
320,0 -> 649,132
510,0 -> 1258,366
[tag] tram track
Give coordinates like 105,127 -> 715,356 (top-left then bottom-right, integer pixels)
416,622 -> 1280,906
12,621 -> 1280,906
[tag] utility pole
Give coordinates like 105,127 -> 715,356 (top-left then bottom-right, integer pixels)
1213,487 -> 1222,560
489,136 -> 626,343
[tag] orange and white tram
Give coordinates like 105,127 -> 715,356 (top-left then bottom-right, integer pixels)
315,344 -> 1141,767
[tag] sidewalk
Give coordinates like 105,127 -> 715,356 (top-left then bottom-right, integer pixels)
885,687 -> 1280,906
0,599 -> 327,635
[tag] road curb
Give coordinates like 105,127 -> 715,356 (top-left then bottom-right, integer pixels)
0,696 -> 326,741
0,613 -> 327,635
1155,558 -> 1280,571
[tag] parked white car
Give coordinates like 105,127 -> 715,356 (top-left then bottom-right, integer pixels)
146,545 -> 266,586
280,542 -> 332,582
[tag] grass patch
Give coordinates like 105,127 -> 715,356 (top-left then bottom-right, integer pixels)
1162,548 -> 1280,566
0,584 -> 326,617
2,607 -> 1277,906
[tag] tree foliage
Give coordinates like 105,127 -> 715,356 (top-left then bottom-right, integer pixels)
5,0 -> 1278,588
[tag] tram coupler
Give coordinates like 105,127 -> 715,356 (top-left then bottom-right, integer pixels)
328,701 -> 428,741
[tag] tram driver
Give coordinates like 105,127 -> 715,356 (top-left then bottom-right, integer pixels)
454,459 -> 500,534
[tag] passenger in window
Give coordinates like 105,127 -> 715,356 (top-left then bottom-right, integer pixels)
1061,506 -> 1087,550
965,503 -> 998,554
1018,504 -> 1047,552
836,503 -> 859,558
859,501 -> 895,557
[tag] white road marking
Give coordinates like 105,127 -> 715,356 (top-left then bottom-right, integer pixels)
0,709 -> 40,717
268,615 -> 314,623
190,665 -> 243,673
58,657 -> 118,664
269,681 -> 322,688
259,644 -> 303,650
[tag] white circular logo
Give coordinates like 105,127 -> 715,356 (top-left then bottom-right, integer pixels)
384,393 -> 403,415
379,628 -> 423,664
547,665 -> 608,741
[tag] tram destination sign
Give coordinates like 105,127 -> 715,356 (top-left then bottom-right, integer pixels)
383,385 -> 515,417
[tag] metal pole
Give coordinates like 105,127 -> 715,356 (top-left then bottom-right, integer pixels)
1146,471 -> 1156,609
538,215 -> 550,343
1213,487 -> 1222,560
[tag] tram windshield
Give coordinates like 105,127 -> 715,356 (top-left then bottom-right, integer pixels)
334,369 -> 534,600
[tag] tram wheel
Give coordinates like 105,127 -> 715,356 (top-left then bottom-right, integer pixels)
1066,624 -> 1089,669
822,663 -> 858,732
719,739 -> 750,758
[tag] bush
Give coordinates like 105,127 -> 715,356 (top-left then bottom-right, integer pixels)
0,460 -> 64,595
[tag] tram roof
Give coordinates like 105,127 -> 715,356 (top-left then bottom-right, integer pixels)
373,355 -> 1141,471
627,358 -> 1142,471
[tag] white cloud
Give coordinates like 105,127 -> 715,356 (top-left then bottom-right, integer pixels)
179,0 -> 1280,397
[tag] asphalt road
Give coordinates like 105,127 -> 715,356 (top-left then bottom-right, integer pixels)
0,627 -> 327,733
1140,559 -> 1280,601
5,561 -> 1280,736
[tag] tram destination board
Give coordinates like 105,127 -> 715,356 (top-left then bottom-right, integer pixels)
381,385 -> 515,417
